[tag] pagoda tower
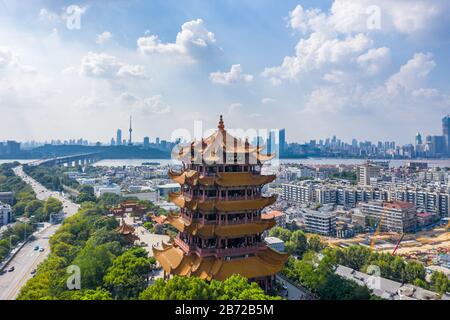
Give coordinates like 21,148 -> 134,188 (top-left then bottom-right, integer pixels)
153,115 -> 288,289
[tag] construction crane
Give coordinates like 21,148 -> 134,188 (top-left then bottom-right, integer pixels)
370,206 -> 389,250
392,233 -> 405,256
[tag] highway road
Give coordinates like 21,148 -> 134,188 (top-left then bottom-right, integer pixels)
0,166 -> 79,300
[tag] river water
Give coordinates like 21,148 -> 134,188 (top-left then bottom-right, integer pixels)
91,158 -> 450,168
2,158 -> 450,168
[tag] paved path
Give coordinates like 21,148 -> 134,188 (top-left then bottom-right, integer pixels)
0,166 -> 79,300
122,215 -> 169,280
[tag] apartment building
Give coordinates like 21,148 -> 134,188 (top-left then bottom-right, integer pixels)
0,202 -> 12,227
304,209 -> 337,236
359,201 -> 417,233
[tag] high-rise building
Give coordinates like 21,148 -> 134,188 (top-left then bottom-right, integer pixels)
266,130 -> 277,155
442,115 -> 450,155
155,115 -> 288,289
415,132 -> 422,146
116,129 -> 122,146
304,209 -> 336,236
357,161 -> 381,186
110,138 -> 115,146
143,136 -> 150,149
279,128 -> 286,156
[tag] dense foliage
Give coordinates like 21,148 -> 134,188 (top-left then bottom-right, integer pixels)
329,245 -> 449,295
23,164 -> 79,192
0,163 -> 60,262
282,251 -> 373,300
139,275 -> 280,300
269,227 -> 324,257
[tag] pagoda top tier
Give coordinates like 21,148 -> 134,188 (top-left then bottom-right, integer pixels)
172,115 -> 275,164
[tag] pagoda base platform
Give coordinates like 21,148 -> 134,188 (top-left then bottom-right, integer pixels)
153,243 -> 289,282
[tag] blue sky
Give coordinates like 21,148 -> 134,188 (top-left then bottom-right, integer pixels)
0,0 -> 449,144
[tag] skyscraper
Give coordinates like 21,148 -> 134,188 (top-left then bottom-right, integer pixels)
143,136 -> 149,149
442,115 -> 450,155
116,129 -> 122,146
415,132 -> 422,146
128,115 -> 133,146
279,128 -> 286,156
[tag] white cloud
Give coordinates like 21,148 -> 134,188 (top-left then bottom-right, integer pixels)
385,52 -> 436,95
96,31 -> 113,44
322,70 -> 345,83
0,46 -> 36,73
79,52 -> 145,79
357,47 -> 390,75
261,98 -> 276,104
117,64 -> 146,78
0,47 -> 13,68
319,0 -> 448,36
412,88 -> 440,99
210,64 -> 253,85
262,32 -> 372,82
137,19 -> 217,61
119,92 -> 171,115
264,1 -> 449,84
39,8 -> 60,22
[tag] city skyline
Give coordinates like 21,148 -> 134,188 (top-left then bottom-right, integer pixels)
0,1 -> 450,144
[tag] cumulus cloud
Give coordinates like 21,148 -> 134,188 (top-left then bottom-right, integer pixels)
385,52 -> 436,95
262,31 -> 372,82
137,19 -> 218,61
264,1 -> 449,84
96,31 -> 113,44
119,92 -> 171,115
210,64 -> 253,85
79,52 -> 145,79
357,47 -> 390,75
297,0 -> 450,36
304,52 -> 443,116
0,46 -> 36,74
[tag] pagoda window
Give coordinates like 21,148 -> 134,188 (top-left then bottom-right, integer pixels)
206,190 -> 217,198
205,213 -> 217,221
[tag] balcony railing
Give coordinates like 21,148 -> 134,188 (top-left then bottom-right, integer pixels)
174,238 -> 266,258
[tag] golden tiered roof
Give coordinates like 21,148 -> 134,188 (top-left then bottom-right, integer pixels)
115,219 -> 139,243
168,170 -> 276,187
165,212 -> 276,237
153,243 -> 288,281
169,192 -> 277,212
171,115 -> 275,164
115,219 -> 136,235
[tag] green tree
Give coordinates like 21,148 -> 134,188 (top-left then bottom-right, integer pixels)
308,235 -> 325,252
103,247 -> 152,299
431,271 -> 450,295
24,200 -> 44,217
289,230 -> 308,256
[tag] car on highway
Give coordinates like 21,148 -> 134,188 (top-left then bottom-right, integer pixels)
39,247 -> 45,252
34,245 -> 40,251
30,269 -> 37,275
8,266 -> 15,272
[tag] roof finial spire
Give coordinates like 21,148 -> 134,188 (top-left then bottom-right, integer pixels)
218,114 -> 225,131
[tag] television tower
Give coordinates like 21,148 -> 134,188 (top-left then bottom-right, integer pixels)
128,115 -> 133,146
